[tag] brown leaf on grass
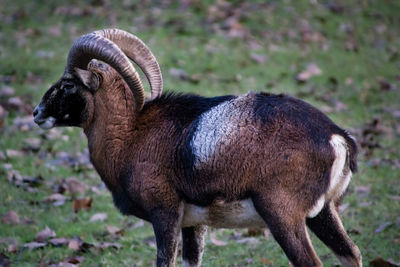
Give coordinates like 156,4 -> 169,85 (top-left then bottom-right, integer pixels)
45,193 -> 68,206
209,233 -> 227,246
89,213 -> 108,222
8,170 -> 44,188
7,96 -> 24,111
2,210 -> 20,225
250,53 -> 266,64
23,241 -> 47,250
13,116 -> 36,131
236,237 -> 260,245
65,177 -> 87,195
6,149 -> 24,158
296,62 -> 322,83
47,25 -> 61,37
67,237 -> 93,253
8,243 -> 17,253
23,138 -> 41,152
0,85 -> 15,97
65,256 -> 85,264
260,258 -> 273,265
35,226 -> 56,242
49,238 -> 70,247
96,242 -> 122,250
370,257 -> 399,267
68,238 -> 81,251
73,197 -> 92,213
106,225 -> 124,237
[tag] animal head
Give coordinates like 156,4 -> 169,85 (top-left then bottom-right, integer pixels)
33,29 -> 163,129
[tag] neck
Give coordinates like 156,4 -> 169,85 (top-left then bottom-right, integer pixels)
83,84 -> 136,190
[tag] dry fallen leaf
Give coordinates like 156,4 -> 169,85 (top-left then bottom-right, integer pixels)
23,242 -> 47,250
49,238 -> 70,247
260,258 -> 273,265
6,149 -> 24,158
68,238 -> 81,251
7,96 -> 24,111
64,256 -> 85,265
2,210 -> 20,225
250,53 -> 266,64
73,197 -> 92,213
23,138 -> 41,152
67,236 -> 93,253
35,226 -> 56,242
96,242 -> 122,250
209,233 -> 228,246
236,237 -> 260,245
65,177 -> 87,195
0,85 -> 15,97
7,243 -> 17,253
296,62 -> 322,82
45,193 -> 68,206
89,213 -> 108,222
106,225 -> 124,237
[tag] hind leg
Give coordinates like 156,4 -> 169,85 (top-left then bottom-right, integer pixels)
306,201 -> 362,267
252,195 -> 322,267
181,225 -> 207,267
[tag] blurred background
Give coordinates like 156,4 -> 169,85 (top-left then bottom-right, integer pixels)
0,0 -> 399,266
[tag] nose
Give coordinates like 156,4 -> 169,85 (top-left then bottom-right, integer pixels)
33,106 -> 39,117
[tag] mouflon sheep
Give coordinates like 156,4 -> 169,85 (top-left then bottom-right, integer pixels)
33,28 -> 361,267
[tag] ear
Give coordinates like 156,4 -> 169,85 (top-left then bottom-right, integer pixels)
74,68 -> 101,90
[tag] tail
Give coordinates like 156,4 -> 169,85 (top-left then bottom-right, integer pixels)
343,131 -> 358,173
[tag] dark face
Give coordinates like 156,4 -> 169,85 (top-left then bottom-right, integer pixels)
33,76 -> 92,129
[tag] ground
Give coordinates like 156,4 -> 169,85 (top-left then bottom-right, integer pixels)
0,0 -> 399,266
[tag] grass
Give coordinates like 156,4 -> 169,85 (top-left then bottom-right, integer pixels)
1,0 -> 400,266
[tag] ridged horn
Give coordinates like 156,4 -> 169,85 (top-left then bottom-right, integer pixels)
94,29 -> 163,100
65,29 -> 163,111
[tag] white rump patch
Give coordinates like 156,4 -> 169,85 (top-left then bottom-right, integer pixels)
328,135 -> 352,198
307,134 -> 352,218
307,196 -> 325,218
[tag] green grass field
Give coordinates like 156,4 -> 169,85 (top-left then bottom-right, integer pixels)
1,0 -> 399,266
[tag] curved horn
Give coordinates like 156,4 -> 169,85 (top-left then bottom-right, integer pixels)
94,29 -> 163,100
65,29 -> 163,111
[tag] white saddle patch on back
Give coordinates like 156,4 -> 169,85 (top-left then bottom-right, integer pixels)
190,96 -> 243,167
307,134 -> 352,218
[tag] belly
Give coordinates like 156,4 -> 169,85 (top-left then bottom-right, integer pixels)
181,198 -> 266,228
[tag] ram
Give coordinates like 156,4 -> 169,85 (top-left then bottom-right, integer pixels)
33,29 -> 361,267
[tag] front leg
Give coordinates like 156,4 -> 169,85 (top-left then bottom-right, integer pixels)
150,205 -> 183,267
182,225 -> 207,267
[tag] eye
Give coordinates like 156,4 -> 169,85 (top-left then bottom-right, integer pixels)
62,83 -> 75,90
